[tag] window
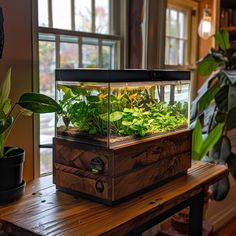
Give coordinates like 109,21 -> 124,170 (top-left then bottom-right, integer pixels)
37,0 -> 121,175
165,0 -> 198,69
165,7 -> 188,66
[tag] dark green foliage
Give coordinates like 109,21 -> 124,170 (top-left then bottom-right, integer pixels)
18,93 -> 62,113
0,68 -> 62,158
57,84 -> 188,138
191,29 -> 236,201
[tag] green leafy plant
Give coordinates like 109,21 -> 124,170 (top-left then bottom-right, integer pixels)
57,83 -> 189,139
0,68 -> 62,158
191,29 -> 236,200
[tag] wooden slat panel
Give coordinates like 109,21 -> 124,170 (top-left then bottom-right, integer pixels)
54,138 -> 112,176
0,162 -> 228,236
55,163 -> 110,200
113,130 -> 192,176
113,152 -> 191,200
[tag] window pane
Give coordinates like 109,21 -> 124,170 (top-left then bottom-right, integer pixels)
102,46 -> 111,68
52,0 -> 71,30
82,38 -> 98,67
40,148 -> 53,174
40,114 -> 55,145
178,40 -> 184,65
165,37 -> 169,64
169,38 -> 177,65
38,0 -> 48,27
95,0 -> 109,34
75,0 -> 92,32
39,40 -> 55,96
170,9 -> 177,37
179,11 -> 185,38
166,8 -> 170,36
60,37 -> 79,68
39,40 -> 55,152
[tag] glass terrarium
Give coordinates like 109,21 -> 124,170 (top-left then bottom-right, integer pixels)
56,69 -> 190,148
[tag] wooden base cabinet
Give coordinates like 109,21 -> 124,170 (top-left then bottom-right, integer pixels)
53,130 -> 192,205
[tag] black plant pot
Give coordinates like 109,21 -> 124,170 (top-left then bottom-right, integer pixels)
0,147 -> 26,204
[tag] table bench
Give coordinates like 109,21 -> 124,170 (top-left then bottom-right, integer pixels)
0,162 -> 228,236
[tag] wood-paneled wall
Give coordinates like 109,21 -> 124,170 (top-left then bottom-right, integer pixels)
0,0 -> 34,181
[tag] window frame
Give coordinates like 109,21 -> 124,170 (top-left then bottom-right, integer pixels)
164,0 -> 198,71
33,0 -> 124,177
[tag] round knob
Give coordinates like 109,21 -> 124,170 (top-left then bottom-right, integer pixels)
90,157 -> 104,174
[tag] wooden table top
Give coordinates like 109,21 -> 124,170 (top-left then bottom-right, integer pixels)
0,162 -> 228,236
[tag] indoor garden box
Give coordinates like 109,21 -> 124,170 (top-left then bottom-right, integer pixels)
53,69 -> 192,205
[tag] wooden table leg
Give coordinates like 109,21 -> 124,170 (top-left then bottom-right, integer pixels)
189,191 -> 204,236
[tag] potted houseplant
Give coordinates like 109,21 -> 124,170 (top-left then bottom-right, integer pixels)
0,68 -> 61,204
162,29 -> 236,235
191,29 -> 236,201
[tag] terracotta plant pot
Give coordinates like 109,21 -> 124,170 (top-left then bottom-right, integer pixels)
0,147 -> 26,204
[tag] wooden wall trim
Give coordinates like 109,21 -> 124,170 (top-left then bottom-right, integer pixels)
128,0 -> 144,68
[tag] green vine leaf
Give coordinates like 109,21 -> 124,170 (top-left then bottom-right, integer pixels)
215,29 -> 230,51
198,81 -> 221,113
18,93 -> 62,113
192,119 -> 203,160
227,153 -> 236,180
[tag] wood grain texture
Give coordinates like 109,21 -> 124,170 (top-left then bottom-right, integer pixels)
113,130 -> 192,176
113,152 -> 191,200
0,162 -> 228,236
128,0 -> 144,68
55,163 -> 111,200
54,130 -> 192,203
54,138 -> 112,176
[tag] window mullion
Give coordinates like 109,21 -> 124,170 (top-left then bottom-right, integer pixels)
98,39 -> 102,68
56,35 -> 60,68
92,0 -> 95,33
176,11 -> 179,65
71,0 -> 75,30
109,0 -> 112,34
48,0 -> 53,27
79,37 -> 83,67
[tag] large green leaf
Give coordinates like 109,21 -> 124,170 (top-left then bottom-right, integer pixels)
198,81 -> 221,113
228,85 -> 236,110
215,29 -> 230,51
198,123 -> 224,160
190,73 -> 218,121
192,119 -> 203,160
211,136 -> 231,164
2,99 -> 11,115
221,70 -> 236,85
212,176 -> 230,201
0,116 -> 13,135
215,85 -> 229,112
227,153 -> 236,180
110,111 -> 123,122
197,54 -> 220,76
18,93 -> 61,113
0,68 -> 11,109
226,107 -> 236,131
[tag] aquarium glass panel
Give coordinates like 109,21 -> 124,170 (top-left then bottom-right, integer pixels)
108,81 -> 190,147
56,81 -> 109,146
